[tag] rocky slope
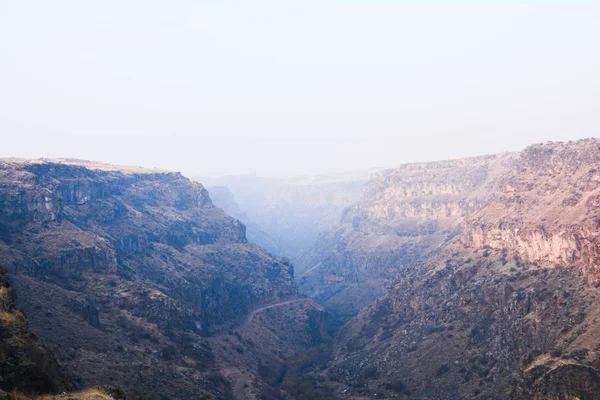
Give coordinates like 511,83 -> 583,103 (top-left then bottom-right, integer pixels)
197,171 -> 374,262
0,160 -> 324,399
0,267 -> 68,397
318,139 -> 600,399
298,154 -> 515,317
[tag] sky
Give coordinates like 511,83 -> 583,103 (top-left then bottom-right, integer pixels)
1,1 -> 599,178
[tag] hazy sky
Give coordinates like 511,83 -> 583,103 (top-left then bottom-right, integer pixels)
1,1 -> 599,178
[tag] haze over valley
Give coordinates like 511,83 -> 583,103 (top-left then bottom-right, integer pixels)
2,2 -> 600,399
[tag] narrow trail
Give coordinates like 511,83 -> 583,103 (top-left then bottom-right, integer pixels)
222,367 -> 252,400
218,298 -> 313,400
240,297 -> 310,329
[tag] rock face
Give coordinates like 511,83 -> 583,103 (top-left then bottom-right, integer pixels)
0,160 -> 322,399
462,140 -> 600,276
197,171 -> 373,262
298,154 -> 515,317
0,267 -> 67,395
317,139 -> 600,399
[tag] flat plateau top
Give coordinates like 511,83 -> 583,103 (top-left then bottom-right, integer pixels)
0,157 -> 172,174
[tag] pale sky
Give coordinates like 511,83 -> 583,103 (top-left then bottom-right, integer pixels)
1,1 -> 599,178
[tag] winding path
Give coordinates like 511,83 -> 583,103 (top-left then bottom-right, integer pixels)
222,367 -> 252,400
240,298 -> 310,329
220,298 -> 313,399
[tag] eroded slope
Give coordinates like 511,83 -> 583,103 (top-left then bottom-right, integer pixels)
324,139 -> 600,399
298,154 -> 515,317
0,160 -> 322,399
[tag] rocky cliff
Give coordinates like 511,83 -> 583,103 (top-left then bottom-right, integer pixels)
462,140 -> 600,276
316,139 -> 600,399
298,154 -> 515,317
0,160 -> 323,399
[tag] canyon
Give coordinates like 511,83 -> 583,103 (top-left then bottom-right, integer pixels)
297,153 -> 515,318
198,170 -> 375,263
3,139 -> 600,399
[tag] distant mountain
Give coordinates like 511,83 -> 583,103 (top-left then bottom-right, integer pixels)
195,170 -> 379,264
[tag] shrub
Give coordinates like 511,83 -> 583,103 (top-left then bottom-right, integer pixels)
160,344 -> 177,360
436,364 -> 450,376
362,366 -> 379,379
258,360 -> 287,386
385,379 -> 407,393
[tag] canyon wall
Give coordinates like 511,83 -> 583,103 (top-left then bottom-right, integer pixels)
297,153 -> 515,317
315,139 -> 600,399
0,160 -> 323,399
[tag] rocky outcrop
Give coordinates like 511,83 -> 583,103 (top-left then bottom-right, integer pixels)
462,140 -> 600,278
0,159 -> 322,399
298,154 -> 515,317
513,362 -> 600,399
66,297 -> 101,328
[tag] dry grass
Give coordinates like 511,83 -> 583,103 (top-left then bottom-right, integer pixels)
46,159 -> 172,175
14,388 -> 114,400
0,310 -> 24,325
0,286 -> 11,300
1,157 -> 173,175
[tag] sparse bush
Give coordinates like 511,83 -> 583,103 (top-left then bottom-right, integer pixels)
436,364 -> 450,376
320,333 -> 334,344
362,366 -> 379,379
258,360 -> 287,386
160,344 -> 177,360
407,344 -> 418,353
206,371 -> 230,388
550,348 -> 563,357
385,379 -> 409,394
571,349 -> 589,361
